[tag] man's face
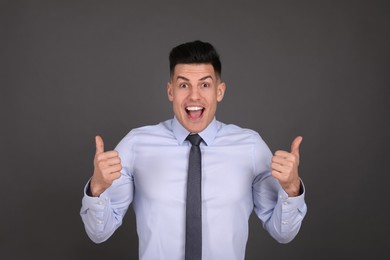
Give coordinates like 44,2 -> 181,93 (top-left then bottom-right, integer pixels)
167,64 -> 226,133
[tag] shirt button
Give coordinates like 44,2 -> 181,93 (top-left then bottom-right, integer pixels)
282,221 -> 288,225
98,200 -> 103,205
98,220 -> 103,224
283,201 -> 288,205
105,196 -> 109,201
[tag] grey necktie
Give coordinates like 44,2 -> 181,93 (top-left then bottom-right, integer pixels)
185,134 -> 203,260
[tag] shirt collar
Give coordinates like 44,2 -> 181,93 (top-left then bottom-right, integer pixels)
172,116 -> 218,146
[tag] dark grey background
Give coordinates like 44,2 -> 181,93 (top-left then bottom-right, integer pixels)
1,0 -> 388,259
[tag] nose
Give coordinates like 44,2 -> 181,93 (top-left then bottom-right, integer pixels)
189,86 -> 201,100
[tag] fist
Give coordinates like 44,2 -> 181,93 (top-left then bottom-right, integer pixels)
90,135 -> 122,197
271,136 -> 303,197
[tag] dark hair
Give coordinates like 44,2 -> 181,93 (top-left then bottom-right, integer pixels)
169,40 -> 222,78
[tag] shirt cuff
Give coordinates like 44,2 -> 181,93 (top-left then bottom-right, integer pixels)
82,180 -> 110,211
278,179 -> 306,204
278,179 -> 307,233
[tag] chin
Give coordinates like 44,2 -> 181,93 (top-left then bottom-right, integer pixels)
180,121 -> 201,133
185,126 -> 202,134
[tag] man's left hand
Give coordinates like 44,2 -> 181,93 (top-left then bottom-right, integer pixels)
271,136 -> 303,197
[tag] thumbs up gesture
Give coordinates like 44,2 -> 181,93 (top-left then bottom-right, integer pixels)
271,136 -> 303,197
90,136 -> 122,197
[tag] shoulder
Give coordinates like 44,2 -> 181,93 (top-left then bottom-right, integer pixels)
216,121 -> 266,145
131,119 -> 172,136
117,119 -> 174,146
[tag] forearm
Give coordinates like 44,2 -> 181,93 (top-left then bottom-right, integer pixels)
264,185 -> 307,243
253,176 -> 307,243
80,177 -> 133,243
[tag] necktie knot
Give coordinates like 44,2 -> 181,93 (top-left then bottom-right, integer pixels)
186,134 -> 202,146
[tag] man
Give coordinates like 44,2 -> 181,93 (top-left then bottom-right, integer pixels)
80,40 -> 307,260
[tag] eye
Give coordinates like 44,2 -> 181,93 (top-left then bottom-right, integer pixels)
201,83 -> 210,88
179,83 -> 189,88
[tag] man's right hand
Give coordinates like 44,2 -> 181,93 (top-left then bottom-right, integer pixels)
89,135 -> 122,197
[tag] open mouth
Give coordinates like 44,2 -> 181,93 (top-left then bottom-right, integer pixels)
186,106 -> 204,120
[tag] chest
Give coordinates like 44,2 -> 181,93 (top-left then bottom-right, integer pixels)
132,144 -> 255,204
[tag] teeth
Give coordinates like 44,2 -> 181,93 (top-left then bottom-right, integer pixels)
186,106 -> 203,111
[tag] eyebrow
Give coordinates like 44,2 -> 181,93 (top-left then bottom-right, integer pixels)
176,75 -> 213,82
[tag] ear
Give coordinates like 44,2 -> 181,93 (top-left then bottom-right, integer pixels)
167,82 -> 174,102
217,82 -> 226,102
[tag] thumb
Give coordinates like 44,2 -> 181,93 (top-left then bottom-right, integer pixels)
290,136 -> 303,157
95,135 -> 105,155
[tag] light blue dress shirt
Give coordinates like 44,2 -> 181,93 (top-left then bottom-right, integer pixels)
80,117 -> 307,260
